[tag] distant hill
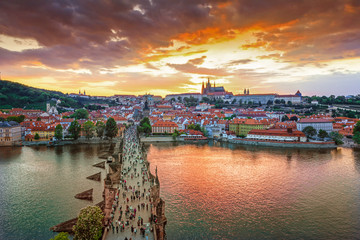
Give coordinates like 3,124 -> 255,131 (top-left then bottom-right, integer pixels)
0,80 -> 82,111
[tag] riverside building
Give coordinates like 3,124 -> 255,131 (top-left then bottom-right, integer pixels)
246,128 -> 307,142
296,118 -> 334,133
0,121 -> 22,146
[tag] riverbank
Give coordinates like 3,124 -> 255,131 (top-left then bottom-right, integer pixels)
22,137 -> 120,146
140,136 -> 175,142
229,138 -> 337,148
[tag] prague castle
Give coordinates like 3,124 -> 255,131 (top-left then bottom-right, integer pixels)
201,78 -> 232,96
165,78 -> 302,104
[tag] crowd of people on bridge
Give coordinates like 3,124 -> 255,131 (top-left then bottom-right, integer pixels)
106,126 -> 155,240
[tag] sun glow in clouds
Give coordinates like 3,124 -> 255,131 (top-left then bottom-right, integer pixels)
0,0 -> 359,96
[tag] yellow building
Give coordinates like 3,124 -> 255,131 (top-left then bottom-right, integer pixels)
31,126 -> 55,140
229,118 -> 269,136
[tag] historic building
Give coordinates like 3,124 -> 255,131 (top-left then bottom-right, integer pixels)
247,128 -> 307,142
201,78 -> 232,96
152,120 -> 178,134
296,118 -> 333,133
0,121 -> 22,146
229,118 -> 270,136
274,90 -> 302,104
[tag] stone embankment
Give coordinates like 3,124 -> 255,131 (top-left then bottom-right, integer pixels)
229,139 -> 337,148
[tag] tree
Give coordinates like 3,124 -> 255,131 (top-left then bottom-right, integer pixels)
330,131 -> 344,145
353,132 -> 360,144
353,121 -> 360,134
54,124 -> 63,141
289,116 -> 298,122
138,117 -> 151,135
142,123 -> 151,135
105,117 -> 118,139
7,115 -> 25,123
50,232 -> 70,240
202,97 -> 210,103
73,206 -> 104,240
36,117 -> 41,121
69,120 -> 81,140
82,121 -> 95,139
353,121 -> 360,144
274,99 -> 281,104
231,99 -> 237,104
302,126 -> 317,138
34,133 -> 40,140
95,121 -> 105,138
281,115 -> 289,122
318,129 -> 329,139
71,109 -> 89,119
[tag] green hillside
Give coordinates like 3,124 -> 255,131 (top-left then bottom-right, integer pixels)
0,80 -> 82,111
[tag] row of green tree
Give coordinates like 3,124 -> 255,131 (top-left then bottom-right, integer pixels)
302,126 -> 344,145
0,115 -> 26,123
304,95 -> 360,105
54,118 -> 118,141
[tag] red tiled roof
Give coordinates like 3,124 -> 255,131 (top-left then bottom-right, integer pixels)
298,118 -> 333,123
152,121 -> 178,127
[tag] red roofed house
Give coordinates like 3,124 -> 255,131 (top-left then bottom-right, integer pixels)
152,121 -> 178,134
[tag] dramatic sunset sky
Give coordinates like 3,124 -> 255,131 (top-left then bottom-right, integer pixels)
0,0 -> 359,96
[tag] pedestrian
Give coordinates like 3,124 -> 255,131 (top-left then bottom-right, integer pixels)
116,225 -> 119,233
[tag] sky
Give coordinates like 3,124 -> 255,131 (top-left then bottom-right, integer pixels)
0,0 -> 359,97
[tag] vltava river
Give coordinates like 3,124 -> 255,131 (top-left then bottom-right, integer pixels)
0,143 -> 360,239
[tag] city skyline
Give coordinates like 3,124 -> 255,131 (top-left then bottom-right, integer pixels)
0,0 -> 359,97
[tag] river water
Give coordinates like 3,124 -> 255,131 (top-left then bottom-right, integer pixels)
0,143 -> 360,239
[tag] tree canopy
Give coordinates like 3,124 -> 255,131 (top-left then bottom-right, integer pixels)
54,124 -> 63,141
69,120 -> 81,140
138,117 -> 151,135
318,129 -> 329,139
82,121 -> 95,139
353,121 -> 360,144
50,232 -> 70,240
302,126 -> 317,138
95,121 -> 105,138
71,109 -> 89,119
73,206 -> 104,240
105,117 -> 118,139
330,131 -> 344,145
